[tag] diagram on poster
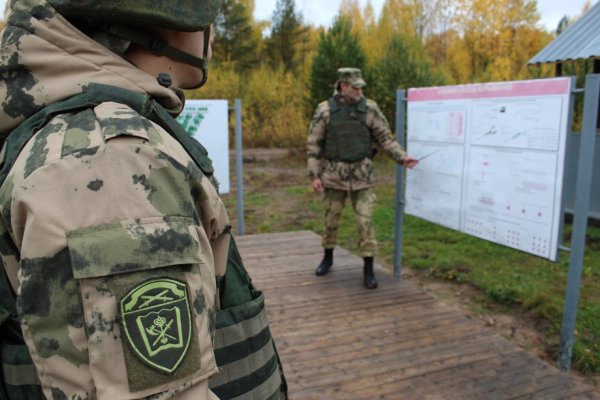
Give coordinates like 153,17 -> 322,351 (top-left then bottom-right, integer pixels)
408,108 -> 466,143
405,142 -> 464,230
405,78 -> 572,261
465,148 -> 559,258
471,97 -> 563,150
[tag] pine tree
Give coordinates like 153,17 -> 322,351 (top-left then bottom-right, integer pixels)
370,33 -> 445,128
308,16 -> 367,110
213,0 -> 261,72
263,0 -> 309,73
556,15 -> 569,35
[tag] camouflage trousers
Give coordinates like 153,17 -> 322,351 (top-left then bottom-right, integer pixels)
321,187 -> 377,257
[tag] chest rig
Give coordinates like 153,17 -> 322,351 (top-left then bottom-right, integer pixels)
324,96 -> 372,162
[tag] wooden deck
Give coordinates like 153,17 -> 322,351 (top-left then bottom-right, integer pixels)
236,230 -> 600,400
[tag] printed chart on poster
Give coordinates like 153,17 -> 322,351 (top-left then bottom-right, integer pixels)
177,100 -> 230,193
405,78 -> 572,261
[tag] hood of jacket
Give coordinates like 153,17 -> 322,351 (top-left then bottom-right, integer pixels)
0,0 -> 184,141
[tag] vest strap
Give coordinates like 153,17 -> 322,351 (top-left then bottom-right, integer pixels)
0,83 -> 214,187
2,364 -> 41,386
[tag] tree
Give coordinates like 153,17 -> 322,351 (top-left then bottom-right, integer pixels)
213,0 -> 261,72
453,0 -> 542,82
556,15 -> 569,35
380,0 -> 448,41
263,0 -> 310,73
242,65 -> 308,148
339,0 -> 366,34
308,16 -> 367,110
338,0 -> 384,66
370,33 -> 445,128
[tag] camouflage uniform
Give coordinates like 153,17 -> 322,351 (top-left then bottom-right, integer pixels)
0,1 -> 228,398
307,82 -> 408,257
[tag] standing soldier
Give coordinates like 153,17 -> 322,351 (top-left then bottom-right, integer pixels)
0,0 -> 286,399
307,67 -> 418,289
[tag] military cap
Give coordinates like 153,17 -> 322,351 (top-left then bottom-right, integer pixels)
337,67 -> 366,88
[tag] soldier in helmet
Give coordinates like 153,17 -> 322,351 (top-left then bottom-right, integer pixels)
0,1 -> 286,399
307,67 -> 418,289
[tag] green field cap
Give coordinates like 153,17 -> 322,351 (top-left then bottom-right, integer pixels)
337,67 -> 366,88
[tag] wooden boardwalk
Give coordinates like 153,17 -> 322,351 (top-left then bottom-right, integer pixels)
236,230 -> 600,400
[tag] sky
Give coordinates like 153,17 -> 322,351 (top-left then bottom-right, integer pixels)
0,0 -> 596,32
252,0 -> 598,32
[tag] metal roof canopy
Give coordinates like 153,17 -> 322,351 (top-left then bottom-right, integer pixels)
528,0 -> 600,65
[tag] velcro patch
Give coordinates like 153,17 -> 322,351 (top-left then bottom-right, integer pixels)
120,278 -> 192,374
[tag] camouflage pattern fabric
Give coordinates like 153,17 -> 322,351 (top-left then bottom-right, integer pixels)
337,67 -> 366,88
307,94 -> 408,191
322,188 -> 377,257
46,0 -> 222,32
0,1 -> 229,398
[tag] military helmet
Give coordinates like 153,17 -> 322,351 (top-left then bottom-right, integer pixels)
48,0 -> 222,89
47,0 -> 222,32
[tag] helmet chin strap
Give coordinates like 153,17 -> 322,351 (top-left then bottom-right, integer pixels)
186,26 -> 211,89
108,24 -> 211,89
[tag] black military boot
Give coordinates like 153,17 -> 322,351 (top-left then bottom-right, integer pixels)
363,257 -> 378,289
315,248 -> 334,276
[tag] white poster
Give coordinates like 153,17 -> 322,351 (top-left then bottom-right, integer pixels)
177,100 -> 230,193
405,78 -> 572,261
405,142 -> 464,230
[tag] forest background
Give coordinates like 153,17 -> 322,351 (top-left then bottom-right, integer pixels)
0,0 -> 594,143
191,0 -> 594,147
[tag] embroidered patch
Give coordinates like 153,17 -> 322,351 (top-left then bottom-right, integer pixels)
120,278 -> 192,374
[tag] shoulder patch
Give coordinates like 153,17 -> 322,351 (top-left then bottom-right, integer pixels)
119,278 -> 192,374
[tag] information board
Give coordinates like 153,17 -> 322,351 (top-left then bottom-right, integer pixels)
177,100 -> 230,193
405,78 -> 572,261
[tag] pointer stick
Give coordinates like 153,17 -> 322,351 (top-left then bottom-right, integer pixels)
418,148 -> 442,161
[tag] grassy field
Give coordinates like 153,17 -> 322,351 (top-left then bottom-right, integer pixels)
221,151 -> 600,377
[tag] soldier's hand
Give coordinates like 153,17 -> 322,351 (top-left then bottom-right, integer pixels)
312,178 -> 324,192
403,156 -> 419,169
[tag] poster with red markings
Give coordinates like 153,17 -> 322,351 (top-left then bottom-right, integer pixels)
405,78 -> 572,261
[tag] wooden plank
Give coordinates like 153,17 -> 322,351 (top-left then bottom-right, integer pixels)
372,352 -> 540,399
237,231 -> 600,400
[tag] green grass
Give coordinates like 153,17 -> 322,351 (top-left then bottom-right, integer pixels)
223,155 -> 600,375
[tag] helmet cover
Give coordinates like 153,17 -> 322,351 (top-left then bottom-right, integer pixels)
48,0 -> 222,32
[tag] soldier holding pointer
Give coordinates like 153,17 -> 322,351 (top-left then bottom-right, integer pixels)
307,67 -> 418,289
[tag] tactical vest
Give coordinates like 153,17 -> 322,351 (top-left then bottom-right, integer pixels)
323,97 -> 373,162
0,83 -> 287,400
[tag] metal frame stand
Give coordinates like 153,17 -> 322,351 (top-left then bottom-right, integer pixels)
229,99 -> 245,235
558,74 -> 599,371
394,89 -> 407,278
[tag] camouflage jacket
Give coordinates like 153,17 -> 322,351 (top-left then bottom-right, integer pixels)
306,94 -> 408,191
0,1 -> 229,398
